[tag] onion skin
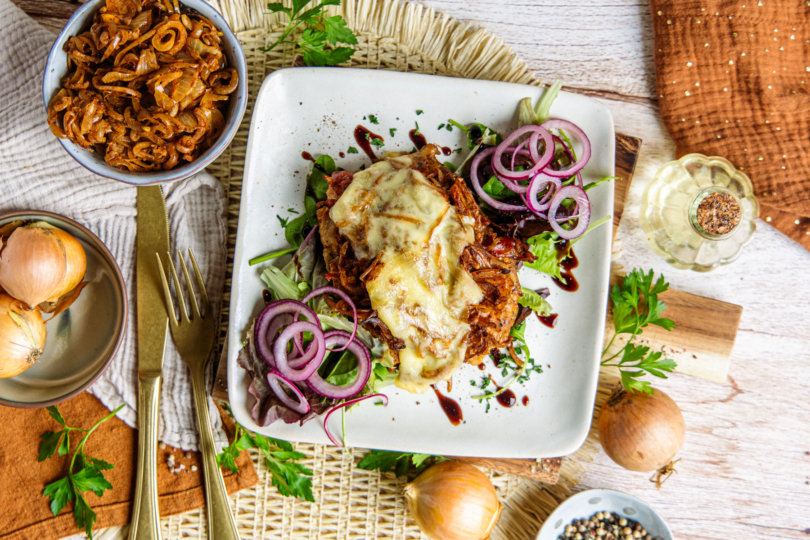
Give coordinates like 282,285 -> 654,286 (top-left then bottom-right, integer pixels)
42,225 -> 87,303
0,226 -> 66,308
598,386 -> 685,472
403,461 -> 502,540
0,223 -> 87,311
0,294 -> 46,378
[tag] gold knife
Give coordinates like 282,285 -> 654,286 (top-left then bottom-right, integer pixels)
130,185 -> 171,540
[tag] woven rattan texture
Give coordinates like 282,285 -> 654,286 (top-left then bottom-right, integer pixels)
91,1 -> 607,539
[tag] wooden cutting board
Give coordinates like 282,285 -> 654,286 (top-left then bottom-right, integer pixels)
213,133 -> 743,483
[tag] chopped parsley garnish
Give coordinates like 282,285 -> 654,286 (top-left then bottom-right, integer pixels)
416,109 -> 424,115
368,114 -> 379,124
347,146 -> 359,154
389,128 -> 397,137
517,358 -> 544,384
277,215 -> 289,228
414,121 -> 420,135
472,322 -> 543,405
438,123 -> 445,130
370,137 -> 384,148
287,208 -> 299,214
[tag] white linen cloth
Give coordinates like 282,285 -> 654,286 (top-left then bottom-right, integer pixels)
0,0 -> 228,451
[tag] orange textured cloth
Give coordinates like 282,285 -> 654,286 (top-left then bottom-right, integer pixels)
650,0 -> 810,250
0,392 -> 257,540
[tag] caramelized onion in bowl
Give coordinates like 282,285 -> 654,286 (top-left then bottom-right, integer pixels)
47,0 -> 238,172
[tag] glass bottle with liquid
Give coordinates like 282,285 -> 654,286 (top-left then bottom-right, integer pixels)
639,154 -> 759,272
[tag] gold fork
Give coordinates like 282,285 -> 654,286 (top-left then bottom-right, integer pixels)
157,249 -> 240,540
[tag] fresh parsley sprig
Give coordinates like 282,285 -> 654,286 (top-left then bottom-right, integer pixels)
39,404 -> 124,540
357,450 -> 445,477
261,0 -> 358,67
601,269 -> 677,394
217,407 -> 314,502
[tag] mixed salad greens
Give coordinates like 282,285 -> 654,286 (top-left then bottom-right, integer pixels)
237,81 -> 677,452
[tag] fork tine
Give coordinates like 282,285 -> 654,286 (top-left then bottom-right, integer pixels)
156,253 -> 178,327
177,250 -> 201,320
166,251 -> 190,324
187,248 -> 210,314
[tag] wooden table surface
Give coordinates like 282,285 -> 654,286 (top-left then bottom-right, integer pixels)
13,0 -> 810,538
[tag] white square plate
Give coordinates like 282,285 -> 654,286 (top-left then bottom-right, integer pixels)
228,68 -> 614,458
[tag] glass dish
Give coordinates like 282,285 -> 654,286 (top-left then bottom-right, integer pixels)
640,154 -> 759,272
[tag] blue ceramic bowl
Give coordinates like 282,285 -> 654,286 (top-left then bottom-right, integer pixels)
42,0 -> 247,185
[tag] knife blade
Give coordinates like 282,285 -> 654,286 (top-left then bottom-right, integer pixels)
137,185 -> 170,375
130,185 -> 170,540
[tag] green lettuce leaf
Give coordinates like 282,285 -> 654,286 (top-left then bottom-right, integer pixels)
518,287 -> 553,316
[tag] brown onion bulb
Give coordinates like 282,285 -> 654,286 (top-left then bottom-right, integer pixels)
0,223 -> 86,309
43,225 -> 87,303
598,385 -> 685,472
0,294 -> 46,378
403,461 -> 502,540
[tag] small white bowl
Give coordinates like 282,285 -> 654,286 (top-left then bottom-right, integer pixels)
42,0 -> 247,185
536,489 -> 673,540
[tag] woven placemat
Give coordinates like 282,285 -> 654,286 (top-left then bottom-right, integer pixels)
92,1 -> 611,538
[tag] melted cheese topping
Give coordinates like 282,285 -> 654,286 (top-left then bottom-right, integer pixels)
329,155 -> 483,393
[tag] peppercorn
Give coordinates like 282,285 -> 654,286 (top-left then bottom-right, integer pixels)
556,513 -> 667,540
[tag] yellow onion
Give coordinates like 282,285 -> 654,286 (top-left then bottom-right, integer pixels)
0,294 -> 46,378
598,385 -> 685,472
403,461 -> 502,540
0,222 -> 87,309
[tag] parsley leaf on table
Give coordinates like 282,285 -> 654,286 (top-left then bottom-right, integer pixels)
39,404 -> 124,539
346,146 -> 359,154
217,406 -> 314,502
357,450 -> 444,476
261,1 -> 357,67
601,269 -> 677,394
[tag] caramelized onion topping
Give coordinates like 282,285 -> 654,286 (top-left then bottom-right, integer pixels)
48,0 -> 237,171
